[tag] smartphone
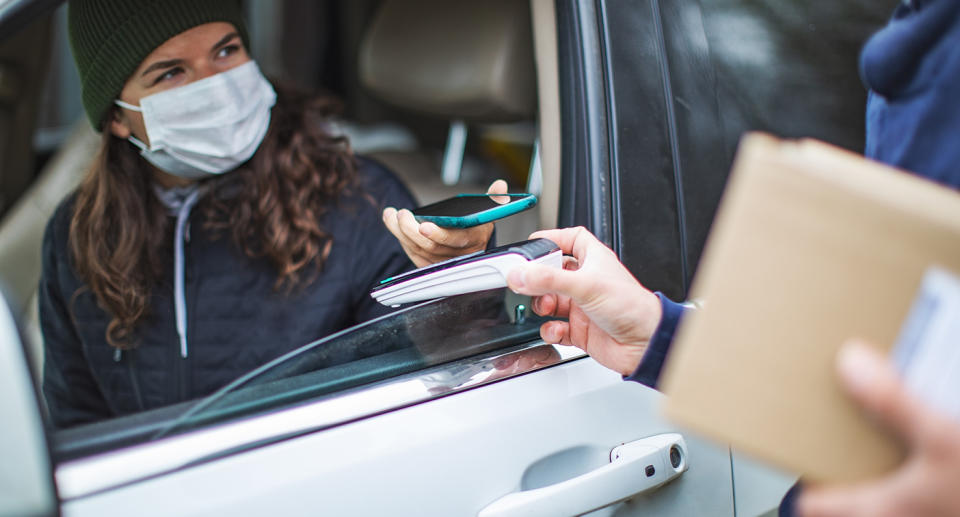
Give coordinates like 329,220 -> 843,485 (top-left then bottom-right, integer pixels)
411,193 -> 537,228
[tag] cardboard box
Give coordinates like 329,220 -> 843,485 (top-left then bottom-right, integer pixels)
660,133 -> 960,482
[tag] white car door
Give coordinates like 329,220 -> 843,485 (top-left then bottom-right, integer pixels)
37,289 -> 737,517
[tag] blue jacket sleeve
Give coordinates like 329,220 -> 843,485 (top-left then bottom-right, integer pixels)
624,292 -> 686,389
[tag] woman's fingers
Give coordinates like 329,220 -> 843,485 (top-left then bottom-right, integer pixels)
382,207 -> 404,241
396,209 -> 437,249
398,209 -> 489,252
385,205 -> 494,266
419,221 -> 491,250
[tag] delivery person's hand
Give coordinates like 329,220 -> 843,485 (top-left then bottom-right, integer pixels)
383,180 -> 507,268
505,226 -> 662,376
797,340 -> 960,517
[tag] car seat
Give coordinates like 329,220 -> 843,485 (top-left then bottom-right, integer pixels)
357,0 -> 538,205
0,121 -> 98,380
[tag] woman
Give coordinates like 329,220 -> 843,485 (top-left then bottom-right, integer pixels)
41,0 -> 494,428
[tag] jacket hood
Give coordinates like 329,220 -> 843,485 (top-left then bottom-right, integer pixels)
859,0 -> 960,97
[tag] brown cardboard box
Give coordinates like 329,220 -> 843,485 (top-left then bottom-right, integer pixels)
660,133 -> 960,482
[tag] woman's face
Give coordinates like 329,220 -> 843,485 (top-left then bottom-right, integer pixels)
109,22 -> 250,147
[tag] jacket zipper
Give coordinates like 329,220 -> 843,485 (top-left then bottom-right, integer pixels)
127,349 -> 145,410
115,349 -> 146,411
173,190 -> 202,402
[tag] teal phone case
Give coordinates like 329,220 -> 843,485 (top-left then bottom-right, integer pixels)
413,194 -> 538,228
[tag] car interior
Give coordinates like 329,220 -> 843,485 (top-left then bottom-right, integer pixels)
0,0 -> 561,398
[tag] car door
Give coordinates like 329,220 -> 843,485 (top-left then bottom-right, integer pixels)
0,1 -> 732,516
41,1 -> 736,515
9,285 -> 731,517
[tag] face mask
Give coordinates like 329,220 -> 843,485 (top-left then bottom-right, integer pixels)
114,60 -> 277,179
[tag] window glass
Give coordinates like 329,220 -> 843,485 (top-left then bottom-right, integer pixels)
53,289 -> 551,459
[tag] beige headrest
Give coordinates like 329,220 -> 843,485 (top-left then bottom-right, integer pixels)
359,0 -> 536,122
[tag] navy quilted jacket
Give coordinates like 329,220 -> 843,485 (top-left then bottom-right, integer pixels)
39,157 -> 416,428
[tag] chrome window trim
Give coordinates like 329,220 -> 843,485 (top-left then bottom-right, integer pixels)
56,341 -> 586,500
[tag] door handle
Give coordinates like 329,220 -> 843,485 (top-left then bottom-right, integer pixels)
478,433 -> 688,517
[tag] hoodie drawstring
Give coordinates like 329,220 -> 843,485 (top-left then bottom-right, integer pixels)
173,189 -> 202,359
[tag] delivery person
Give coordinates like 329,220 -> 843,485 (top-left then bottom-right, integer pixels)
506,0 -> 960,515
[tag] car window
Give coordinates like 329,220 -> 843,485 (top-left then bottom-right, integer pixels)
52,288 -> 560,458
157,287 -> 551,436
6,0 -> 549,464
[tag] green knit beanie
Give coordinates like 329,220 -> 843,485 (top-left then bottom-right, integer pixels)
68,0 -> 250,130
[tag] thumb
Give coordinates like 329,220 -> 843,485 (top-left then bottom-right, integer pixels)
507,263 -> 595,305
797,483 -> 879,517
836,340 -> 922,442
487,179 -> 509,195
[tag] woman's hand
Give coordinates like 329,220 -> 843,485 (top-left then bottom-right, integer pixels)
505,226 -> 663,376
383,180 -> 507,268
797,340 -> 960,517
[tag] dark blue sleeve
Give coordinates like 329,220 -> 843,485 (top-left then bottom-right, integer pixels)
624,292 -> 686,389
778,482 -> 802,517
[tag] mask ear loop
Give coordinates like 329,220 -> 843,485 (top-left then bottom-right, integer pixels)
113,99 -> 150,151
115,99 -> 142,112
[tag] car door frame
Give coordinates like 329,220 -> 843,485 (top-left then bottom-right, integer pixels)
557,0 -> 731,303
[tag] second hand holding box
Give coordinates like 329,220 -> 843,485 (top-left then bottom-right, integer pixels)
660,133 -> 960,483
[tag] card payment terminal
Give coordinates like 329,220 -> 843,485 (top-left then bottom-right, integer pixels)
371,238 -> 562,306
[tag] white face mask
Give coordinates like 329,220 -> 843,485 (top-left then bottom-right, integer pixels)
115,60 -> 277,179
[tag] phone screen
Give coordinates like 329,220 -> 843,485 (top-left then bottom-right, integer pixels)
412,195 -> 523,218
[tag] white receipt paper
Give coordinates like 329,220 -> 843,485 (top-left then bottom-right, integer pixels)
892,266 -> 960,422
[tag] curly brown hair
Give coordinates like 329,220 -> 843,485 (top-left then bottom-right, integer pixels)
69,85 -> 357,348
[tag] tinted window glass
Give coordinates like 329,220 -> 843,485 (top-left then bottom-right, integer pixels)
53,289 -> 548,458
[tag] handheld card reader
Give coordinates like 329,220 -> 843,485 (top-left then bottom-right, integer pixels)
371,238 -> 562,306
